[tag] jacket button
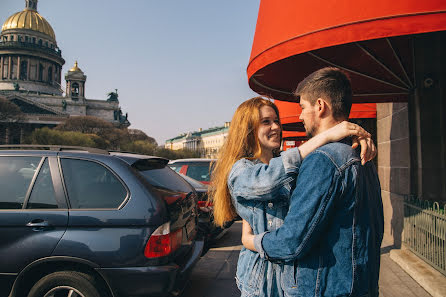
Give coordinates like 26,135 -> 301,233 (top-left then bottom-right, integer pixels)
268,202 -> 273,208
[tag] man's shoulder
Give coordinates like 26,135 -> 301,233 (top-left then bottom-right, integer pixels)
307,141 -> 360,169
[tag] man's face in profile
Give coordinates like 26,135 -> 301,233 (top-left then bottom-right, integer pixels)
299,95 -> 318,138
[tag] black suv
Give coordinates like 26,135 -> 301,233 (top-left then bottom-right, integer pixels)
0,145 -> 203,297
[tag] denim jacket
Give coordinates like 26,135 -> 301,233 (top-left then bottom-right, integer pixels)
254,141 -> 384,297
228,147 -> 302,297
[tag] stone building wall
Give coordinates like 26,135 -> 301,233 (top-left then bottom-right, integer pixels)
377,102 -> 410,247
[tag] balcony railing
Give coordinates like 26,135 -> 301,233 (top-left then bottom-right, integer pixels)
403,195 -> 446,276
0,41 -> 62,58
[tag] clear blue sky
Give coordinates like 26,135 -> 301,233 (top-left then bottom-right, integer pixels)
0,0 -> 260,145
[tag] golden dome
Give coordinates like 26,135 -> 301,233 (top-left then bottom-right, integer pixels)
1,9 -> 56,40
69,61 -> 83,72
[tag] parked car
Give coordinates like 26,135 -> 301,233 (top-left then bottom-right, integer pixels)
168,158 -> 216,185
0,145 -> 203,297
178,174 -> 228,247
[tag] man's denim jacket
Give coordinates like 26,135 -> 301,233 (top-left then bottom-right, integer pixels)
228,147 -> 302,297
254,141 -> 384,297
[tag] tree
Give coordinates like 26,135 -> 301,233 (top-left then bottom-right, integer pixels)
128,129 -> 157,145
55,116 -> 114,135
27,127 -> 108,148
0,96 -> 24,123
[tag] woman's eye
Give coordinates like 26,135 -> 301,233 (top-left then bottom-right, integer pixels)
261,120 -> 270,125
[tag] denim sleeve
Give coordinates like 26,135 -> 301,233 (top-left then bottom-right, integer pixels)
228,147 -> 301,201
259,152 -> 343,261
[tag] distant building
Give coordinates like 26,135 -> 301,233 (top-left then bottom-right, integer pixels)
0,0 -> 129,144
165,122 -> 230,158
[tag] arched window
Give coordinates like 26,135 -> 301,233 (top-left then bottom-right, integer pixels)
38,39 -> 42,46
47,67 -> 52,83
38,64 -> 43,81
20,60 -> 28,80
71,82 -> 79,97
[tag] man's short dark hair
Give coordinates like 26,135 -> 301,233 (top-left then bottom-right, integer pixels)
294,67 -> 352,120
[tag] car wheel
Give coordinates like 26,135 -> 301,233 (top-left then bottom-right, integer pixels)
28,271 -> 102,297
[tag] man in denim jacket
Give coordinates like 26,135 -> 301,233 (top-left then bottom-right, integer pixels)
244,67 -> 384,297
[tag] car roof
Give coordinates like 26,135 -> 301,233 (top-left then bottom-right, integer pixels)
0,145 -> 169,166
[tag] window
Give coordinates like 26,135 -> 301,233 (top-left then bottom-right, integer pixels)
186,165 -> 212,182
27,159 -> 58,209
71,82 -> 79,97
0,156 -> 41,209
47,67 -> 52,83
61,159 -> 127,209
38,64 -> 43,81
20,60 -> 28,80
135,160 -> 192,193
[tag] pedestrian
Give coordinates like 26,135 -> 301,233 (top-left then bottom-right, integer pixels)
242,68 -> 384,297
210,95 -> 376,297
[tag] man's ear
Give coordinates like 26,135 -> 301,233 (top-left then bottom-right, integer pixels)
316,98 -> 331,117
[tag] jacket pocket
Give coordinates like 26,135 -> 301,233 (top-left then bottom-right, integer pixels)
236,249 -> 265,296
281,261 -> 298,295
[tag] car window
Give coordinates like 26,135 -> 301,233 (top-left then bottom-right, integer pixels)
186,164 -> 211,182
61,158 -> 127,209
27,158 -> 58,209
0,156 -> 41,209
134,160 -> 192,193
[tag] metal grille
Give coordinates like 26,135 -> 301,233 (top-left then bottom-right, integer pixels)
403,195 -> 446,276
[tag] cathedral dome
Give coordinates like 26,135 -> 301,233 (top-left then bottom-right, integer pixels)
1,1 -> 56,41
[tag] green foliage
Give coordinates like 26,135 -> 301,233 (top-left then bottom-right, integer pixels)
27,121 -> 200,160
26,127 -> 109,148
121,140 -> 200,159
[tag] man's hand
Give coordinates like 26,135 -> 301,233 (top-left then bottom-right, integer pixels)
241,219 -> 257,251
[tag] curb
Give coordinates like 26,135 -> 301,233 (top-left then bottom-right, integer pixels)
389,249 -> 446,297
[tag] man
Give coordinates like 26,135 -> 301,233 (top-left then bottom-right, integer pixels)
243,67 -> 384,297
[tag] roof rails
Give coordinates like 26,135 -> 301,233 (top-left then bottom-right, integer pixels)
0,145 -> 109,155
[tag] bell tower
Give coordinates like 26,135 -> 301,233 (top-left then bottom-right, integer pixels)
25,0 -> 38,11
65,61 -> 86,100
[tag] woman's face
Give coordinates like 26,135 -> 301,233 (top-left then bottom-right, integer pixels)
257,105 -> 281,153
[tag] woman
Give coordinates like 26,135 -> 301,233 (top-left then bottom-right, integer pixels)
210,97 -> 375,297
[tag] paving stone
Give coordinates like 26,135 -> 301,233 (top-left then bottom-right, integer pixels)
181,222 -> 433,297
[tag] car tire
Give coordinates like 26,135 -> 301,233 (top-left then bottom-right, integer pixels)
27,271 -> 102,297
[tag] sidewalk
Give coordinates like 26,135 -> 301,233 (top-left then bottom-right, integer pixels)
181,221 -> 432,297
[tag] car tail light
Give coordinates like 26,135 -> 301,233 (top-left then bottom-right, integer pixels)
197,201 -> 213,208
144,222 -> 183,258
162,193 -> 186,205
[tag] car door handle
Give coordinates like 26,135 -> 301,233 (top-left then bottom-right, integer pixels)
26,220 -> 50,227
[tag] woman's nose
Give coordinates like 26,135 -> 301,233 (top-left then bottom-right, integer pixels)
272,122 -> 280,130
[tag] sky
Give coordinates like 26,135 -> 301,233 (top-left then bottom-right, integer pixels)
0,0 -> 260,145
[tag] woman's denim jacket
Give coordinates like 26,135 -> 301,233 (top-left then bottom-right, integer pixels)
253,142 -> 384,297
228,147 -> 302,297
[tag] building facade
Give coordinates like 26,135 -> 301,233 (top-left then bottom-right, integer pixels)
0,0 -> 129,144
165,123 -> 230,158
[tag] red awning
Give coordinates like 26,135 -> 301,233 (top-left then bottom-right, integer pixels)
248,0 -> 446,103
